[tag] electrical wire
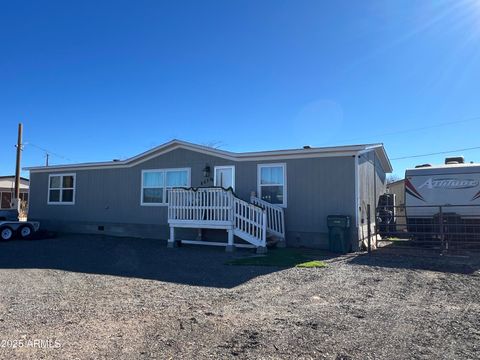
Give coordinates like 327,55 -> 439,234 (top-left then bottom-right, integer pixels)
390,146 -> 480,161
25,142 -> 72,161
318,115 -> 480,163
320,115 -> 480,146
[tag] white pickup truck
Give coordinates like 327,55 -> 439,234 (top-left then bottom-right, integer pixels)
0,210 -> 40,240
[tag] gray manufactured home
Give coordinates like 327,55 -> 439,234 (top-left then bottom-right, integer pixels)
25,140 -> 392,252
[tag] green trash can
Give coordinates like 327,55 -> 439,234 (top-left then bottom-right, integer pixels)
327,215 -> 351,253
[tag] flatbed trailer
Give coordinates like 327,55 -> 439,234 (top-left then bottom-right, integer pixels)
0,221 -> 40,240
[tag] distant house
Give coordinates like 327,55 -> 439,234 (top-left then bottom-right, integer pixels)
386,178 -> 406,226
0,176 -> 29,209
25,140 -> 392,251
387,179 -> 405,203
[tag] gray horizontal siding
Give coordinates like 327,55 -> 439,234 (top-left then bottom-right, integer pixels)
29,148 -> 357,247
358,150 -> 387,245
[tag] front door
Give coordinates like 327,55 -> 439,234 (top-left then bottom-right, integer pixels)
214,166 -> 235,190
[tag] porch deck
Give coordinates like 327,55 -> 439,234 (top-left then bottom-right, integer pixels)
167,187 -> 285,252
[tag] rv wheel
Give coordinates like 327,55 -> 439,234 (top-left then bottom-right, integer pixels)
18,225 -> 33,239
0,226 -> 14,241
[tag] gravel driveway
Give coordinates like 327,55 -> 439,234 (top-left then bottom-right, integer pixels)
0,234 -> 479,359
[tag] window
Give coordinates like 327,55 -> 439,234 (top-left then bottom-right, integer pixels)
1,192 -> 12,209
20,192 -> 29,203
141,168 -> 190,205
258,164 -> 287,206
48,174 -> 76,204
0,191 -> 29,209
214,166 -> 235,190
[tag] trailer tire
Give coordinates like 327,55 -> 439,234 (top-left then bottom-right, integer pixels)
0,226 -> 14,241
18,225 -> 34,240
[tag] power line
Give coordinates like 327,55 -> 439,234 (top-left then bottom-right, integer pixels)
24,142 -> 72,165
320,115 -> 480,146
391,146 -> 480,161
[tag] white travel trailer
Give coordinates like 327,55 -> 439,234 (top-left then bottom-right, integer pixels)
405,157 -> 480,222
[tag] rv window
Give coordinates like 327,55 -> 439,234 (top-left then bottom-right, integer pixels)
48,174 -> 76,205
258,164 -> 287,207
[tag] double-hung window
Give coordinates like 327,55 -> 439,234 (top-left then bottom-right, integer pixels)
258,164 -> 286,207
48,174 -> 76,204
141,168 -> 190,205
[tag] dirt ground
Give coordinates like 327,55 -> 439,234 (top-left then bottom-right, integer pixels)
0,234 -> 479,359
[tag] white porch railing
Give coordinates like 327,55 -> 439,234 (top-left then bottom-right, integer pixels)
233,197 -> 267,247
168,187 -> 267,248
168,187 -> 234,227
251,196 -> 285,240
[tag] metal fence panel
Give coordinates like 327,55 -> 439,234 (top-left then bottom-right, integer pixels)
374,204 -> 480,252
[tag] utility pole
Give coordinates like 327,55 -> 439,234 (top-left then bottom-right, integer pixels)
46,152 -> 49,166
14,123 -> 23,210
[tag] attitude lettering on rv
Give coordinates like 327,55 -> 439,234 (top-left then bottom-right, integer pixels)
418,178 -> 479,190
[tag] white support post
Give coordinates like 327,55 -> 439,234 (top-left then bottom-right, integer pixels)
262,212 -> 267,247
278,211 -> 287,248
167,226 -> 176,248
226,229 -> 235,252
256,212 -> 268,254
250,191 -> 256,203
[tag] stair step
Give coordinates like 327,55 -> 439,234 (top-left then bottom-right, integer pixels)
233,229 -> 262,247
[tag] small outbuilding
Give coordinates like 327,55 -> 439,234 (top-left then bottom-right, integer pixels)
25,140 -> 392,251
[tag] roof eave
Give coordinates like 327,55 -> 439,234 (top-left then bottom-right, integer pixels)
23,140 -> 391,172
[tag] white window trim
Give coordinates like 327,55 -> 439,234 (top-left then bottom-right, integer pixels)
213,165 -> 235,191
257,163 -> 287,208
47,173 -> 76,205
140,168 -> 191,206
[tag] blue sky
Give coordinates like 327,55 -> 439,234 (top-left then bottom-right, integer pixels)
1,0 -> 480,178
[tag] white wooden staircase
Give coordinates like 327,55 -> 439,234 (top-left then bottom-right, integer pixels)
250,195 -> 286,247
167,187 -> 285,252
